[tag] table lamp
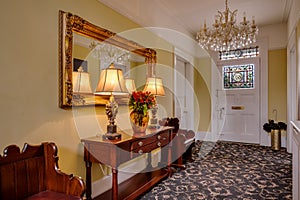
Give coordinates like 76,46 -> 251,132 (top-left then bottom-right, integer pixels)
72,66 -> 92,105
94,63 -> 128,140
143,77 -> 165,129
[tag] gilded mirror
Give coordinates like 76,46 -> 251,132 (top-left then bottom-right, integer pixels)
58,10 -> 156,108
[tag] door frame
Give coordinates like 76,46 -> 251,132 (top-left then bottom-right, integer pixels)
174,48 -> 195,131
211,38 -> 269,145
215,58 -> 260,143
287,29 -> 297,153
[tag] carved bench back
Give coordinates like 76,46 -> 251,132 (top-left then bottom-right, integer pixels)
0,143 -> 46,199
159,117 -> 179,133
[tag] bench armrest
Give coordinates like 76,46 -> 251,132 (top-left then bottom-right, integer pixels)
44,143 -> 85,197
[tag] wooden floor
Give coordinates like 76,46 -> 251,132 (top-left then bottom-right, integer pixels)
94,168 -> 169,200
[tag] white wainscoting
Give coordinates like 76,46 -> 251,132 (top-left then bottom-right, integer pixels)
291,121 -> 300,200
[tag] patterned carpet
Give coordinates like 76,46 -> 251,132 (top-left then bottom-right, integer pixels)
140,141 -> 292,200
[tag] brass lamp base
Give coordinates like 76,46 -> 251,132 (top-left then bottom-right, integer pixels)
102,124 -> 121,140
102,133 -> 121,140
107,124 -> 117,133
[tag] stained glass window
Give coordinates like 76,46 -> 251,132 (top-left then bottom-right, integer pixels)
223,64 -> 255,89
219,46 -> 259,60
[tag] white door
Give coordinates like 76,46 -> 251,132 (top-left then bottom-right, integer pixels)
216,58 -> 260,143
174,56 -> 194,130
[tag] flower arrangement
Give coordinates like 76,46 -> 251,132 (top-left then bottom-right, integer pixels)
129,91 -> 156,130
129,91 -> 156,115
263,120 -> 287,133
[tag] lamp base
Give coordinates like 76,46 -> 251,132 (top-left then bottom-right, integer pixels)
107,124 -> 117,133
148,124 -> 161,130
102,124 -> 121,140
150,118 -> 158,124
102,133 -> 121,140
148,106 -> 160,130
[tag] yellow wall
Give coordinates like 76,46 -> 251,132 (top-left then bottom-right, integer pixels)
0,0 -> 174,182
155,49 -> 174,117
268,49 -> 287,122
194,57 -> 211,132
73,44 -> 100,90
1,0 -> 290,188
130,49 -> 174,119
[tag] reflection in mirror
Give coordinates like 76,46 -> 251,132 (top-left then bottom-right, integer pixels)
72,66 -> 92,105
125,78 -> 137,94
58,10 -> 156,108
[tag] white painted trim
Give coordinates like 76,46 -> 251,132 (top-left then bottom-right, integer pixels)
174,49 -> 195,131
258,37 -> 269,146
195,131 -> 219,142
196,131 -> 286,147
287,29 -> 297,153
175,47 -> 195,66
282,132 -> 287,148
210,59 -> 219,139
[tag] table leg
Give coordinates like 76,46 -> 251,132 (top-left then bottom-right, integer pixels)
86,161 -> 92,200
112,168 -> 118,200
168,143 -> 173,177
147,152 -> 152,169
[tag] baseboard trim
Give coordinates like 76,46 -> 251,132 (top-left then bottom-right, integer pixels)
195,131 -> 218,142
195,131 -> 287,148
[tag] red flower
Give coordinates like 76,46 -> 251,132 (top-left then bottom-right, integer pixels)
129,91 -> 156,115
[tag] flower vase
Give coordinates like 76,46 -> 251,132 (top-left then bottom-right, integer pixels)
130,111 -> 149,133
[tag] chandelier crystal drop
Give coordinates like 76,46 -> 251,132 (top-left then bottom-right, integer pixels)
196,0 -> 258,52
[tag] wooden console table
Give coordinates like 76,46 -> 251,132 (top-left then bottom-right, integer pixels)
81,126 -> 174,200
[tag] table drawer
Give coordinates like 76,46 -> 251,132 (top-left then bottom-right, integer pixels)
131,131 -> 170,150
132,140 -> 163,154
131,137 -> 156,150
157,131 -> 169,146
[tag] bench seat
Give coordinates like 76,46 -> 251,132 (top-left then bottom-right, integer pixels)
26,190 -> 81,200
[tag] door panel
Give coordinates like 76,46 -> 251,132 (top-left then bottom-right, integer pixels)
217,58 -> 260,143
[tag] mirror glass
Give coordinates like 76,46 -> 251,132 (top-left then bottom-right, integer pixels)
59,11 -> 156,108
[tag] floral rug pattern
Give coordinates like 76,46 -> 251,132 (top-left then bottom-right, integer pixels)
140,141 -> 292,200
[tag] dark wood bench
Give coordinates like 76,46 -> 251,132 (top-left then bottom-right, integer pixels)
0,142 -> 85,200
159,117 -> 196,167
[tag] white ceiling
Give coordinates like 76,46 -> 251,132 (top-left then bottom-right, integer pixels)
98,0 -> 292,38
97,0 -> 292,57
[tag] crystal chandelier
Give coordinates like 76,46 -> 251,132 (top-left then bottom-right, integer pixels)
89,41 -> 130,66
196,0 -> 258,52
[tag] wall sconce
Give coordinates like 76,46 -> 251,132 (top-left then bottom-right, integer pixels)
72,66 -> 92,105
143,77 -> 165,129
94,63 -> 128,140
125,78 -> 136,94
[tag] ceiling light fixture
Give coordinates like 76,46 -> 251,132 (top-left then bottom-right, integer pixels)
196,0 -> 258,52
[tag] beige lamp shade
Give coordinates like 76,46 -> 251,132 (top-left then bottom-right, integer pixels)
72,69 -> 92,94
143,77 -> 165,96
125,78 -> 136,94
94,63 -> 128,95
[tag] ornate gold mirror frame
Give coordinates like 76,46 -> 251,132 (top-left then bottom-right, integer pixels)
58,10 -> 156,108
